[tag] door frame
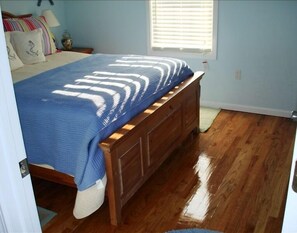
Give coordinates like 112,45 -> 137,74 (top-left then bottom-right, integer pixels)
0,7 -> 41,233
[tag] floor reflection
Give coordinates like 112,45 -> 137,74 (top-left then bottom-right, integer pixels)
182,152 -> 212,222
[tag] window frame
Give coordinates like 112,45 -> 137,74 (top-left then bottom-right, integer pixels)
147,0 -> 218,60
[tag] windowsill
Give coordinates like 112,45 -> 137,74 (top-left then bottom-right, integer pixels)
147,49 -> 217,60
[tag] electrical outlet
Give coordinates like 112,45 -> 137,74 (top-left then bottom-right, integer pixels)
235,70 -> 241,80
202,60 -> 209,71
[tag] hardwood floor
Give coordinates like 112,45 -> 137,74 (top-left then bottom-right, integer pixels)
33,110 -> 296,233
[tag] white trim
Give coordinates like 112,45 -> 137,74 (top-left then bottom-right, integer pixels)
201,100 -> 291,118
211,0 -> 218,60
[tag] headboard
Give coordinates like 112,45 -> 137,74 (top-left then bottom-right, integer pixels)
2,11 -> 32,19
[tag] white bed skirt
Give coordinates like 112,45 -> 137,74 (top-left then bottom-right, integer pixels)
73,174 -> 107,219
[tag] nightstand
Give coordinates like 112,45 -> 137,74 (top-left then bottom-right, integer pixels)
62,47 -> 94,54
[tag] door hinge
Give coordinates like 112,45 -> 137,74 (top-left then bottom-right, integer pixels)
19,158 -> 29,178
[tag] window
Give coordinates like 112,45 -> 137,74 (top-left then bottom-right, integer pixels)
149,0 -> 217,59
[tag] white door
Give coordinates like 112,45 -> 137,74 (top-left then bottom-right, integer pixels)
282,128 -> 297,232
0,7 -> 41,233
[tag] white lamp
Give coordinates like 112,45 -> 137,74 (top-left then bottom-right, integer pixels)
42,9 -> 60,27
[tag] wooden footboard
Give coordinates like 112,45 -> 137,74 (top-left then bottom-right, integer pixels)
100,71 -> 204,225
28,71 -> 203,225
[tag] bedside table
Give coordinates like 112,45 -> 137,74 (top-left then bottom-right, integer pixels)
62,47 -> 94,54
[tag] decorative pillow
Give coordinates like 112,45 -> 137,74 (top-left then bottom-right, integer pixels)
10,29 -> 46,65
4,32 -> 24,71
3,16 -> 56,55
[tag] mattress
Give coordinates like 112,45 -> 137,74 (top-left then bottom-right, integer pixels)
12,51 -> 90,83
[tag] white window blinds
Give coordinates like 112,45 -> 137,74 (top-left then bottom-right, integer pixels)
150,0 -> 214,53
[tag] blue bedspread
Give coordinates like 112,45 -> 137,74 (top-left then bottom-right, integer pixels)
14,54 -> 193,190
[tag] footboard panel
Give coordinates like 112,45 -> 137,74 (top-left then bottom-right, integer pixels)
100,72 -> 204,225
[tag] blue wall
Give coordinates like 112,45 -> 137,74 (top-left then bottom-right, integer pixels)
64,1 -> 148,55
64,1 -> 297,117
2,1 -> 297,117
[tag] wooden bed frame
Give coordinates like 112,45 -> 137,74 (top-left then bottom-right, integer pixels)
2,11 -> 204,226
2,11 -> 32,19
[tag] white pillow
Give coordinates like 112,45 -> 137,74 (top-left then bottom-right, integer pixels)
10,29 -> 46,65
4,32 -> 24,71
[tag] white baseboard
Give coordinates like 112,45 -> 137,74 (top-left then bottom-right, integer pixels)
201,101 -> 291,118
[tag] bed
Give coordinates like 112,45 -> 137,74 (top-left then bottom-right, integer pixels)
2,11 -> 204,225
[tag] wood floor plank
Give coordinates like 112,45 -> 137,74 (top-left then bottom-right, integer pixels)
32,110 -> 296,233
